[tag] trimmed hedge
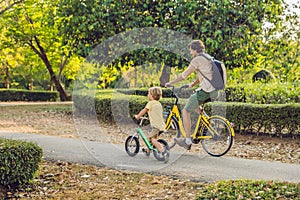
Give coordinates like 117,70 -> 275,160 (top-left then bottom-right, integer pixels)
73,90 -> 300,137
117,83 -> 300,104
205,102 -> 300,136
0,138 -> 43,188
0,89 -> 58,101
196,179 -> 300,199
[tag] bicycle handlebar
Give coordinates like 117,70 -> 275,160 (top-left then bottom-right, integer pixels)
165,84 -> 189,104
133,116 -> 148,126
165,84 -> 189,90
180,84 -> 190,89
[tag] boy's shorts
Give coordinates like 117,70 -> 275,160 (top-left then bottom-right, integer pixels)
184,89 -> 218,112
148,127 -> 160,140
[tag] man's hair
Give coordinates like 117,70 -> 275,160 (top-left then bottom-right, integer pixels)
189,40 -> 205,53
149,86 -> 162,101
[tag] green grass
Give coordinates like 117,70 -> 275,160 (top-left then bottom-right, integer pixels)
196,179 -> 300,199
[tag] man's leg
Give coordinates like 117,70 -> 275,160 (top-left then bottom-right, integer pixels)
175,90 -> 212,149
174,93 -> 199,149
182,108 -> 192,145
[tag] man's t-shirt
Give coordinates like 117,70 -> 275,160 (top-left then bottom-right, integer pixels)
181,54 -> 215,92
145,100 -> 165,131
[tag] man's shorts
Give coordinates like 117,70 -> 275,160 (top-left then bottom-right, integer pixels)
184,89 -> 218,112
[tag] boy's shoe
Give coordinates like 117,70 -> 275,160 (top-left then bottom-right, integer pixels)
174,138 -> 191,150
162,149 -> 169,163
142,148 -> 150,157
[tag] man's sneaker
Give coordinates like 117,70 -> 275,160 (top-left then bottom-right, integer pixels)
142,148 -> 150,157
174,138 -> 191,150
162,149 -> 169,163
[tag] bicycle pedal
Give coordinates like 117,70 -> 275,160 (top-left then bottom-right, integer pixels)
142,148 -> 150,157
192,138 -> 200,144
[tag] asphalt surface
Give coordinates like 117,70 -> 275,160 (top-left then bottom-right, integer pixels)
1,131 -> 299,183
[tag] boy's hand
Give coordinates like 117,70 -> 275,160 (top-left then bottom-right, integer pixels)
134,115 -> 139,120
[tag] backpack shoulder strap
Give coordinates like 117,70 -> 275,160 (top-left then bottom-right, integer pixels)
198,53 -> 214,61
195,54 -> 212,83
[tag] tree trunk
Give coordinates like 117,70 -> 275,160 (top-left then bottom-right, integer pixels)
28,36 -> 70,101
159,64 -> 170,87
5,65 -> 10,89
134,66 -> 137,88
50,80 -> 53,91
29,77 -> 33,90
47,63 -> 69,101
41,56 -> 69,100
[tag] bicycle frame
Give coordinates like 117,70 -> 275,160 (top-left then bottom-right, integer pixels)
164,87 -> 235,140
165,104 -> 216,139
134,118 -> 158,152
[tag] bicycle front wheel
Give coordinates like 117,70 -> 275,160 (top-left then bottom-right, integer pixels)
125,136 -> 140,157
201,116 -> 233,157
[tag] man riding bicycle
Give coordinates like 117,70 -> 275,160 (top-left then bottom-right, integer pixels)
165,40 -> 227,150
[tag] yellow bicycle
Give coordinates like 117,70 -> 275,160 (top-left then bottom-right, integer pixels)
162,85 -> 235,157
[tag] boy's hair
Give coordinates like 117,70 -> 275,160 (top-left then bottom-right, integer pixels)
149,86 -> 162,101
189,40 -> 205,53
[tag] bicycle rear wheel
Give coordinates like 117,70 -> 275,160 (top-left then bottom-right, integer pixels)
153,139 -> 170,163
201,116 -> 233,157
161,117 -> 180,149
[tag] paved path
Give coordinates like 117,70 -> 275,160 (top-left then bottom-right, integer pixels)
1,131 -> 299,183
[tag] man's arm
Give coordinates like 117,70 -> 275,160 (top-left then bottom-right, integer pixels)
165,75 -> 184,86
165,63 -> 196,87
189,78 -> 200,88
221,63 -> 227,87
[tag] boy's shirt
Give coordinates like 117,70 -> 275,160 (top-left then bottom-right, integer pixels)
145,100 -> 165,131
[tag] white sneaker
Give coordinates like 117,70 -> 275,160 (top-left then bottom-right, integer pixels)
174,138 -> 191,150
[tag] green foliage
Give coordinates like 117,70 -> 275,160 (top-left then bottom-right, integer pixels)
0,0 -> 82,99
205,102 -> 300,136
196,179 -> 300,199
0,138 -> 43,188
58,0 -> 299,89
117,83 -> 300,104
0,89 -> 58,101
226,82 -> 299,104
225,87 -> 247,103
243,82 -> 300,104
1,0 -> 299,92
58,0 -> 285,66
73,90 -> 147,123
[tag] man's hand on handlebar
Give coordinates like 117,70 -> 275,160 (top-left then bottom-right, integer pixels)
181,84 -> 190,89
164,83 -> 190,90
164,82 -> 173,88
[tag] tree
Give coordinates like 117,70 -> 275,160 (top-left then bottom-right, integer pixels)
57,0 -> 294,87
58,0 -> 288,65
0,0 -> 23,15
1,0 -> 73,100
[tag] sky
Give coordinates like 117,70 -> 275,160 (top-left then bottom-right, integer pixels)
284,0 -> 300,16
